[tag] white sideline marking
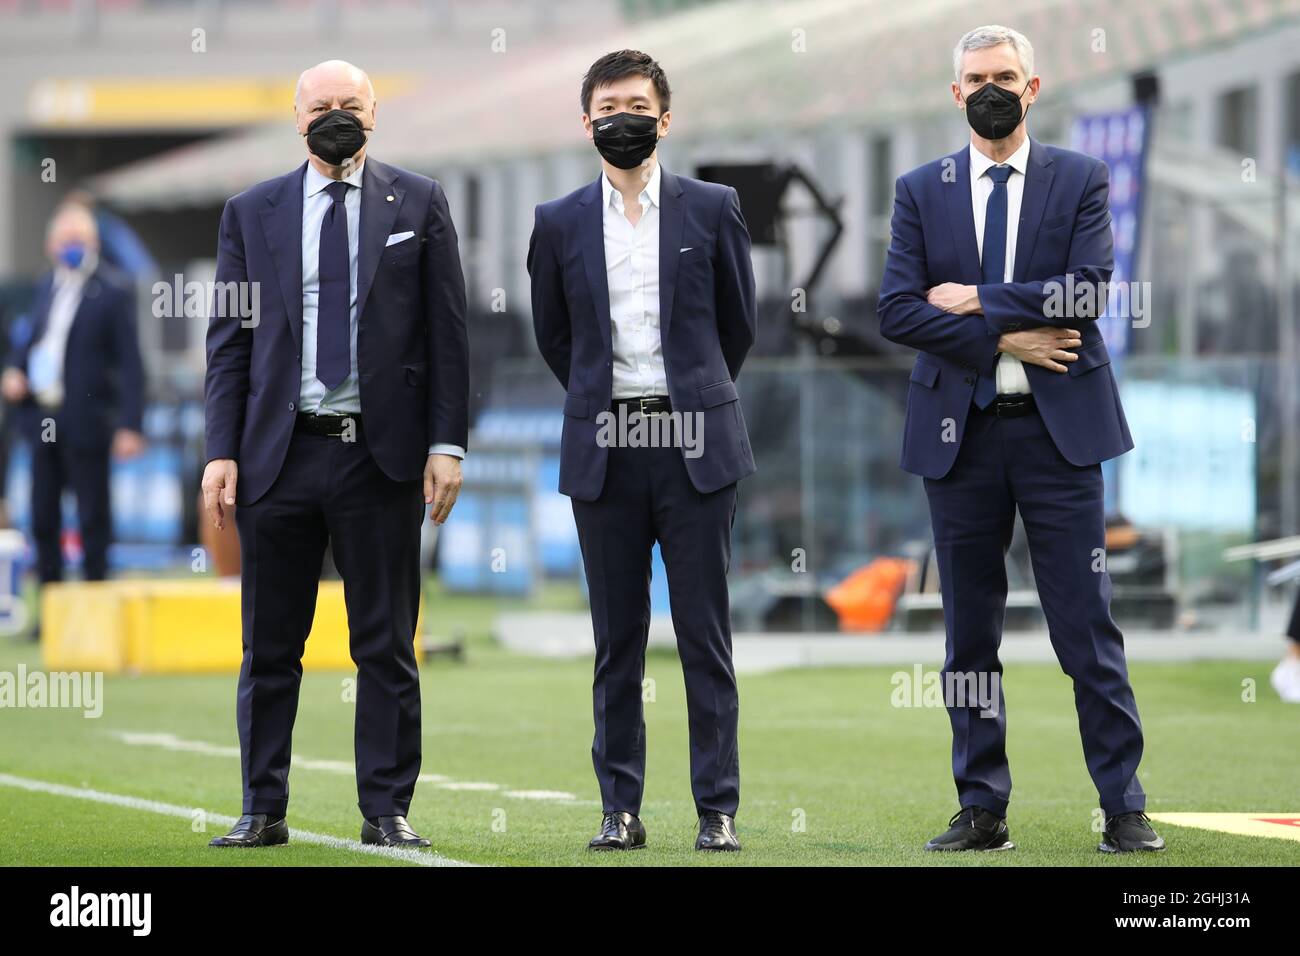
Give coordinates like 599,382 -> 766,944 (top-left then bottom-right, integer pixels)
113,732 -> 454,783
504,790 -> 585,801
0,773 -> 477,867
110,731 -> 579,801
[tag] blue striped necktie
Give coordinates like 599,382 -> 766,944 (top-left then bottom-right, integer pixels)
974,164 -> 1013,410
316,179 -> 351,392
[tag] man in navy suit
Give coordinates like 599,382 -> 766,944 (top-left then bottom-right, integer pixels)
528,50 -> 756,852
878,26 -> 1164,853
1,201 -> 146,619
201,60 -> 468,849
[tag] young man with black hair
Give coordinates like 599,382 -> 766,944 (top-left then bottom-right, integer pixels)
528,50 -> 757,852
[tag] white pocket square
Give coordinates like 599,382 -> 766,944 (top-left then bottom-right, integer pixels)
385,230 -> 415,247
680,246 -> 693,253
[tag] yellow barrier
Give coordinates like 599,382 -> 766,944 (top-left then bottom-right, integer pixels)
40,579 -> 422,674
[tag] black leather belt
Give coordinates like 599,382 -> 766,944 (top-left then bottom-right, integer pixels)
295,412 -> 363,437
612,395 -> 673,415
981,394 -> 1037,418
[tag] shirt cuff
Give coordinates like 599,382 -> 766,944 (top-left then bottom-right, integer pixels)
428,443 -> 465,459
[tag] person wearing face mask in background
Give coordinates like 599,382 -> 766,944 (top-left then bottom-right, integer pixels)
202,59 -> 469,850
528,49 -> 757,853
0,202 -> 146,641
878,25 -> 1163,854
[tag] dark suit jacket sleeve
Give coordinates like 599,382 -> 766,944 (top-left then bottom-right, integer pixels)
6,280 -> 46,374
977,158 -> 1115,334
204,199 -> 253,463
527,204 -> 571,389
6,321 -> 32,374
878,175 -> 1002,370
108,280 -> 145,433
423,180 -> 470,450
715,186 -> 757,381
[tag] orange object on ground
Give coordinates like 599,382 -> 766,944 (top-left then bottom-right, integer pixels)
825,557 -> 916,632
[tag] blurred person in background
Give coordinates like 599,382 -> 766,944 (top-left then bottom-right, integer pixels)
0,201 -> 146,641
61,189 -> 160,286
529,50 -> 756,853
878,25 -> 1164,854
1273,597 -> 1300,701
202,59 -> 468,850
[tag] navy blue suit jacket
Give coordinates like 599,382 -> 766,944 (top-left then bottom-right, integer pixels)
204,158 -> 469,506
878,139 -> 1133,479
527,168 -> 757,501
6,262 -> 144,449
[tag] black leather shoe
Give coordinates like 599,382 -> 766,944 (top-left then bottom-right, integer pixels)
924,807 -> 1015,851
361,815 -> 431,848
1099,811 -> 1166,853
695,811 -> 741,851
209,813 -> 288,847
588,811 -> 647,851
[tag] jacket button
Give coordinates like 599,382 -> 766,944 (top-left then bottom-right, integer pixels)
288,402 -> 296,411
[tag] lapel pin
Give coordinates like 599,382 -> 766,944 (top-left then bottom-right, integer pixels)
386,195 -> 394,202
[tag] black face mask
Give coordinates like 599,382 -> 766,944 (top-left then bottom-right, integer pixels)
961,81 -> 1031,141
591,112 -> 660,169
304,109 -> 370,166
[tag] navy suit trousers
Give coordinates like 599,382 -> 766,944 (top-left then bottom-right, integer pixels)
29,421 -> 111,584
234,425 -> 424,819
923,403 -> 1147,817
571,437 -> 740,818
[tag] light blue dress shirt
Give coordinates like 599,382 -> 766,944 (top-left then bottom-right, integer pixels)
300,160 -> 465,460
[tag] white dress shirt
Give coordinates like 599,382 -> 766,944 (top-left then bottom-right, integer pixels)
970,138 -> 1032,395
28,251 -> 99,409
602,162 -> 669,399
300,160 -> 464,459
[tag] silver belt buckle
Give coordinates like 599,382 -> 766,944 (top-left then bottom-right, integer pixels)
638,397 -> 664,416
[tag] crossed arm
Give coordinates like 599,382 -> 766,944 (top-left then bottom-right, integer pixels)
879,166 -> 1114,373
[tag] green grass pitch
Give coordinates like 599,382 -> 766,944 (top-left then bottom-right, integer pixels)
1,585 -> 1297,866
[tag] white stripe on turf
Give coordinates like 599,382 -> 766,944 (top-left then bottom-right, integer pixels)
110,731 -> 579,801
111,731 -> 450,782
0,773 -> 478,867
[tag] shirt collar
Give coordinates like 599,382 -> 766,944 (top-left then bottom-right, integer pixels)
304,158 -> 365,198
601,161 -> 661,212
969,137 -> 1031,181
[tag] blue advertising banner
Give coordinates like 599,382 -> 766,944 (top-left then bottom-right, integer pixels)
1070,105 -> 1151,362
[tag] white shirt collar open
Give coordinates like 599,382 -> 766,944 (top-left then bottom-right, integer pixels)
602,161 -> 661,214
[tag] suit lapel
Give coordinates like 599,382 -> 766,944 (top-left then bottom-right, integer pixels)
356,158 -> 403,322
68,272 -> 101,342
35,268 -> 99,351
578,177 -> 613,354
1013,139 -> 1055,283
259,163 -> 306,353
658,167 -> 685,341
943,146 -> 982,285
